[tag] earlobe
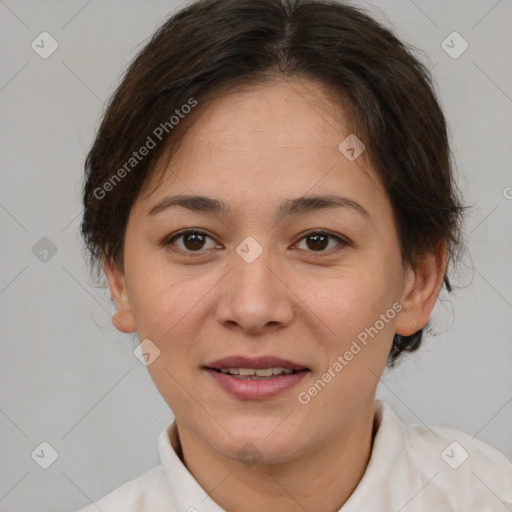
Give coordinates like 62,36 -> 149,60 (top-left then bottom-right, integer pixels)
102,255 -> 137,333
394,241 -> 447,337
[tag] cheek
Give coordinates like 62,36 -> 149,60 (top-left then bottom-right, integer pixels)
293,270 -> 398,413
126,261 -> 218,352
295,265 -> 398,343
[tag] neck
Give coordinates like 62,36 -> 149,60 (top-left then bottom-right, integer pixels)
174,398 -> 378,512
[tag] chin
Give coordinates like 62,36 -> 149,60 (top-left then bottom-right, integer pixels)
209,420 -> 303,466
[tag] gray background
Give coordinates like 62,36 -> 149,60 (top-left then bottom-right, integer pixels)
0,0 -> 511,510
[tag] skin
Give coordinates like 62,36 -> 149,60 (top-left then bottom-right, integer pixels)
103,76 -> 446,512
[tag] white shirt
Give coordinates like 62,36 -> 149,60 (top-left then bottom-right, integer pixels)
77,400 -> 512,511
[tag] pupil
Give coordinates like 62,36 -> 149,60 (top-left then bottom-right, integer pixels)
184,233 -> 204,251
307,234 -> 327,251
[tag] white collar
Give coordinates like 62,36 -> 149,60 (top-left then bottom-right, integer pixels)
158,418 -> 226,511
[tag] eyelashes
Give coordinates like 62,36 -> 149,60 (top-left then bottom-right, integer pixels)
163,229 -> 349,256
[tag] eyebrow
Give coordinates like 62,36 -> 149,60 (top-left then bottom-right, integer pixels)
147,193 -> 370,221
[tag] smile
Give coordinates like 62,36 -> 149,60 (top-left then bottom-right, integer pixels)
217,367 -> 296,378
204,367 -> 310,399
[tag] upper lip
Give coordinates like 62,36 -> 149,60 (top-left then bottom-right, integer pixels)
205,355 -> 309,371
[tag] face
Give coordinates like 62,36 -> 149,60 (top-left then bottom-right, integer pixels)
105,77 -> 444,464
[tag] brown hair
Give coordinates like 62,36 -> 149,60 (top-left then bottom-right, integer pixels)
80,0 -> 466,366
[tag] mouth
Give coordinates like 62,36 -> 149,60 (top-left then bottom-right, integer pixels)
206,367 -> 307,380
203,355 -> 310,399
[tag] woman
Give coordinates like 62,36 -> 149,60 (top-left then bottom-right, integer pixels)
78,0 -> 512,510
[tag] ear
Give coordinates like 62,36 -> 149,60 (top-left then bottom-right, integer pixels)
394,241 -> 447,336
102,255 -> 137,333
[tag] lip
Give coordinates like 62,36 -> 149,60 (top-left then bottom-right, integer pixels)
203,355 -> 310,400
204,368 -> 310,399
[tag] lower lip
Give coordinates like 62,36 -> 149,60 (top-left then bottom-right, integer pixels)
204,368 -> 310,399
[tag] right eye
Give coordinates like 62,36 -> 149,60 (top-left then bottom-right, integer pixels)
163,229 -> 222,254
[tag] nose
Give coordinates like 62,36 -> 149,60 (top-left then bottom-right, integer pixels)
215,241 -> 294,334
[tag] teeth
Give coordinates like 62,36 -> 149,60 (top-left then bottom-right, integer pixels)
218,367 -> 296,376
255,368 -> 273,377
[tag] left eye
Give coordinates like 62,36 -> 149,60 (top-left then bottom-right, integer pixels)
295,231 -> 347,253
164,230 -> 347,254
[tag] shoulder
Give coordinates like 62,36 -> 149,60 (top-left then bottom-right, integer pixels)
405,415 -> 512,474
395,404 -> 512,508
75,464 -> 176,512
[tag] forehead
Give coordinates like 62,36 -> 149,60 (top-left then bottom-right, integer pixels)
136,78 -> 388,220
182,78 -> 356,162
